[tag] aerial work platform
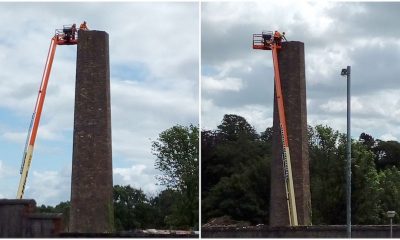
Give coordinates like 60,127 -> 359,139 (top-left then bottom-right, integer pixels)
253,31 -> 311,226
17,23 -> 88,199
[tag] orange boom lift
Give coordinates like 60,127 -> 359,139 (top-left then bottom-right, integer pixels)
252,31 -> 298,226
16,25 -> 79,199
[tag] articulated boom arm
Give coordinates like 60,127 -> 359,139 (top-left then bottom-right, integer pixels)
271,44 -> 298,226
17,38 -> 58,199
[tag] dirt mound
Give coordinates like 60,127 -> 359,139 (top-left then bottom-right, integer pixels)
203,215 -> 251,228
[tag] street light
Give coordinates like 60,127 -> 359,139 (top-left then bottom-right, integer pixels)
341,66 -> 351,238
387,211 -> 396,238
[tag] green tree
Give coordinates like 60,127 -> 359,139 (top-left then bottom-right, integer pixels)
218,114 -> 258,141
113,185 -> 189,231
113,185 -> 153,230
35,186 -> 192,231
152,124 -> 199,229
202,156 -> 269,224
202,115 -> 263,196
202,115 -> 270,225
309,125 -> 346,224
201,130 -> 221,196
379,166 -> 400,223
37,204 -> 55,213
351,140 -> 382,224
150,189 -> 182,228
374,140 -> 400,169
359,132 -> 375,150
309,125 -> 383,225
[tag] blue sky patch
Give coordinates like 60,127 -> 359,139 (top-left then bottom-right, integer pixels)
202,65 -> 219,76
0,108 -> 31,131
112,62 -> 150,82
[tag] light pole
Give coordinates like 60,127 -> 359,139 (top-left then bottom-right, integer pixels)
341,66 -> 351,238
387,211 -> 396,238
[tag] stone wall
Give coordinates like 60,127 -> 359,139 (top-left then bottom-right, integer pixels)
202,225 -> 400,238
0,199 -> 62,237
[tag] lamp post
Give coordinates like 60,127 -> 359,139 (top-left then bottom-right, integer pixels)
341,66 -> 351,238
387,211 -> 396,238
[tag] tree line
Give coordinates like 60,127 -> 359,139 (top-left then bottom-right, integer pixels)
202,114 -> 400,225
37,116 -> 400,228
38,124 -> 199,231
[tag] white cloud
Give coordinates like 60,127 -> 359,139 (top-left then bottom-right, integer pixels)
306,46 -> 353,85
0,160 -> 4,178
320,99 -> 346,113
28,168 -> 71,206
114,165 -> 163,194
202,76 -> 244,92
380,134 -> 398,141
2,131 -> 26,143
0,160 -> 15,179
202,99 -> 272,132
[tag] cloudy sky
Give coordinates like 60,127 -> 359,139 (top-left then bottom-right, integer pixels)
0,2 -> 198,206
202,1 -> 400,143
2,0 -> 400,207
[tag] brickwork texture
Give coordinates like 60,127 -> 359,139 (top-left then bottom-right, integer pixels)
270,41 -> 311,226
70,30 -> 114,233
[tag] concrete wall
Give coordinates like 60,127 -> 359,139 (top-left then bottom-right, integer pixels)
70,30 -> 114,233
0,199 -> 62,237
202,225 -> 400,238
270,41 -> 311,226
